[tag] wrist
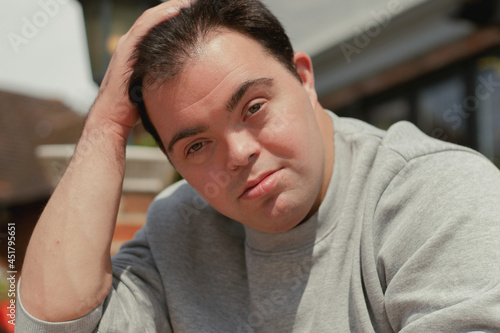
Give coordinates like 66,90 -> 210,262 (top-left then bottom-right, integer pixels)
85,100 -> 136,144
84,114 -> 132,145
88,87 -> 139,136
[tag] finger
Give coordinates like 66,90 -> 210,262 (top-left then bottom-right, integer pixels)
118,0 -> 191,53
132,0 -> 191,36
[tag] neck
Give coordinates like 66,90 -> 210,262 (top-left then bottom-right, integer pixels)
304,105 -> 335,221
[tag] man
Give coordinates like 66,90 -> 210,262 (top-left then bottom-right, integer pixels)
17,0 -> 500,332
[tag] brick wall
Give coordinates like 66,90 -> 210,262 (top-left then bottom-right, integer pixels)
111,192 -> 157,255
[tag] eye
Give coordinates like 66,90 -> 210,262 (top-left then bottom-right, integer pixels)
187,142 -> 205,155
246,103 -> 262,117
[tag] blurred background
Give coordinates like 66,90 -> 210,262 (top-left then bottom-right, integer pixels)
0,0 -> 499,329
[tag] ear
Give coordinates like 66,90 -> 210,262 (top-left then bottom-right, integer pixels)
293,51 -> 318,107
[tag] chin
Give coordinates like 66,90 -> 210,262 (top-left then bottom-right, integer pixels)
257,203 -> 310,233
232,189 -> 316,233
265,198 -> 312,228
247,219 -> 300,233
236,207 -> 302,233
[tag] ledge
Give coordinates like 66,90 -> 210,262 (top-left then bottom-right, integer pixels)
35,144 -> 177,194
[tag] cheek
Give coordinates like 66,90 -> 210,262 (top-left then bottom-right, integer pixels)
259,103 -> 314,158
177,167 -> 207,196
258,120 -> 295,159
180,165 -> 231,205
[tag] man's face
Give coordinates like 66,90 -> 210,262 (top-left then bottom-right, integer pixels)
144,30 -> 331,233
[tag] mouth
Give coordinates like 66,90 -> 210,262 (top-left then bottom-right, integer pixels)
239,168 -> 284,201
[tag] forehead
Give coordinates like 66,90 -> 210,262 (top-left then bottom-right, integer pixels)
143,30 -> 282,116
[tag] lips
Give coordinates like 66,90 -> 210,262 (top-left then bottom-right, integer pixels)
239,168 -> 283,201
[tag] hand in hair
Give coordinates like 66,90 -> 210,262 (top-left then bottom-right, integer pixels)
19,0 -> 192,323
90,0 -> 192,141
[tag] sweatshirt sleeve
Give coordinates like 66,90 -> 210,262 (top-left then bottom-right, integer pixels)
374,150 -> 500,332
15,281 -> 104,333
96,226 -> 172,332
16,227 -> 172,332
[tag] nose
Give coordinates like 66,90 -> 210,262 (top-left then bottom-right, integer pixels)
226,129 -> 259,170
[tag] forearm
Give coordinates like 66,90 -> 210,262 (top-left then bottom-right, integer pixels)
19,1 -> 187,324
20,113 -> 127,322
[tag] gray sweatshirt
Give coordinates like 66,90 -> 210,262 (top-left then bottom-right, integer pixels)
16,112 -> 500,332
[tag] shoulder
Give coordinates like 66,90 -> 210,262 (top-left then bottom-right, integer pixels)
331,115 -> 496,189
330,113 -> 499,193
380,120 -> 479,161
375,121 -> 499,205
374,146 -> 500,218
372,121 -> 500,226
331,112 -> 478,160
147,179 -> 215,225
364,120 -> 496,200
150,179 -> 199,211
369,125 -> 500,330
145,179 -> 244,243
362,119 -> 500,258
329,114 -> 478,166
370,124 -> 500,282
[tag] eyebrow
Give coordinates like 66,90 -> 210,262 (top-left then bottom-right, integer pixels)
225,77 -> 274,112
167,77 -> 274,153
167,126 -> 208,153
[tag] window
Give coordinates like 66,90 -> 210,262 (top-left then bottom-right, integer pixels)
79,0 -> 160,84
416,75 -> 468,146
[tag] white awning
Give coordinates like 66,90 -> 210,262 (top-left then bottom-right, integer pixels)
263,0 -> 432,55
263,0 -> 473,96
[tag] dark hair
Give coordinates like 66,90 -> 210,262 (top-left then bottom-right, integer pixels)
128,0 -> 299,152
